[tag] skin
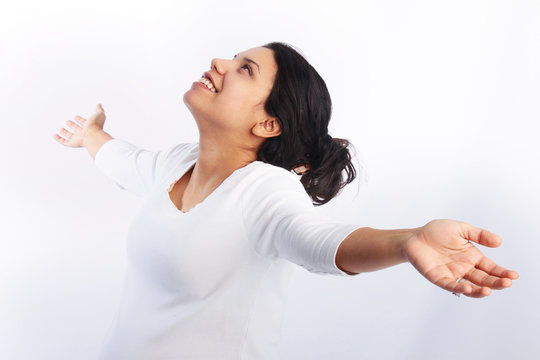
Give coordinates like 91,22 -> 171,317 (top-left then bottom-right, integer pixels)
53,46 -> 519,299
179,46 -> 281,212
335,220 -> 520,298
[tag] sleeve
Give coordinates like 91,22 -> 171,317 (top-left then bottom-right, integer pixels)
241,171 -> 361,276
94,138 -> 191,197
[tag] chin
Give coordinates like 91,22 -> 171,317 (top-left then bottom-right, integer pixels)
182,88 -> 192,106
183,90 -> 201,114
183,95 -> 204,122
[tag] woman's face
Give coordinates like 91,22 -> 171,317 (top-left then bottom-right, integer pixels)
183,46 -> 280,144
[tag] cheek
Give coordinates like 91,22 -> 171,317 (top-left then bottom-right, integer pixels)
227,82 -> 251,98
218,86 -> 258,110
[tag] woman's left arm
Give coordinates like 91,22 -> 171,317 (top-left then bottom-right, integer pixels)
336,219 -> 520,298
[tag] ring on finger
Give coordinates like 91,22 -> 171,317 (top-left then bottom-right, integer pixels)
452,277 -> 467,297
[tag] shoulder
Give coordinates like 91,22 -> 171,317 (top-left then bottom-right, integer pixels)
163,142 -> 199,160
245,161 -> 304,189
240,161 -> 313,208
247,161 -> 298,180
157,142 -> 199,167
154,142 -> 199,189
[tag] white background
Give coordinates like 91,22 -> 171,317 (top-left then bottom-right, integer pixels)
1,0 -> 538,359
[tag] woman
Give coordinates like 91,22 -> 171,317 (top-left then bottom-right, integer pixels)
53,42 -> 519,359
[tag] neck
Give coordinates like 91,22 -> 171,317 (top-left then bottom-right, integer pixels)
189,135 -> 258,190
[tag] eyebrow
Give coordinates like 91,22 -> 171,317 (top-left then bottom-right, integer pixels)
233,54 -> 261,75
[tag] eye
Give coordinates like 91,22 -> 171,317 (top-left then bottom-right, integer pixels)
241,64 -> 253,76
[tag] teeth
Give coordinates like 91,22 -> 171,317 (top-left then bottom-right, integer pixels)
198,77 -> 217,93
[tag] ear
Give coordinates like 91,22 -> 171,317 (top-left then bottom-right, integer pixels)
252,117 -> 282,138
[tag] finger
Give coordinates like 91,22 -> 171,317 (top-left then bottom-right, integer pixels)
435,277 -> 473,295
436,276 -> 487,298
66,120 -> 82,131
459,222 -> 502,248
465,268 -> 511,290
52,133 -> 67,144
59,128 -> 73,139
462,282 -> 492,298
74,115 -> 86,125
476,257 -> 520,280
97,103 -> 104,112
450,278 -> 492,298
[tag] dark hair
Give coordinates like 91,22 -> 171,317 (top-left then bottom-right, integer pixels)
258,41 -> 357,206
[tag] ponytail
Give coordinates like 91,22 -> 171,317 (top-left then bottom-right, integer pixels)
259,41 -> 358,205
297,135 -> 357,206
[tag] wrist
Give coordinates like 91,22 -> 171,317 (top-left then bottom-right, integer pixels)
82,127 -> 113,160
395,227 -> 419,263
82,126 -> 105,148
400,226 -> 423,263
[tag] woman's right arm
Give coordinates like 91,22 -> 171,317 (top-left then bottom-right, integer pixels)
54,103 -> 193,197
83,127 -> 113,160
53,103 -> 112,159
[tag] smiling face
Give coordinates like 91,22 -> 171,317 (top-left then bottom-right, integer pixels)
183,46 -> 281,149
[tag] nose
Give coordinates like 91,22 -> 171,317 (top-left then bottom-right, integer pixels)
210,58 -> 221,74
210,58 -> 230,75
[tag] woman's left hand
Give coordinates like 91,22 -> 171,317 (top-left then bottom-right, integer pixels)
402,219 -> 519,298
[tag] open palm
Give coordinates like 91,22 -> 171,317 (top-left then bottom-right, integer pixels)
403,219 -> 519,298
52,103 -> 106,148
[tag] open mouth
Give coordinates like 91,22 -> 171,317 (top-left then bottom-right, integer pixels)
198,75 -> 217,93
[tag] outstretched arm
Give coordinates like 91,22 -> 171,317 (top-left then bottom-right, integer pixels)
53,103 -> 113,159
53,103 -> 191,197
335,219 -> 519,298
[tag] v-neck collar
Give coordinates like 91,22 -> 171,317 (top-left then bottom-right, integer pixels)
165,159 -> 261,215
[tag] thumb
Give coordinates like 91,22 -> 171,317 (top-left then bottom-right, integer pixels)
97,103 -> 104,112
460,221 -> 502,248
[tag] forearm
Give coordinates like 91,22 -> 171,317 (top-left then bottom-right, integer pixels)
83,127 -> 114,160
335,226 -> 419,274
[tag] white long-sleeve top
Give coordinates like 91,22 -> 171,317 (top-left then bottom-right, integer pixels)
94,138 -> 360,360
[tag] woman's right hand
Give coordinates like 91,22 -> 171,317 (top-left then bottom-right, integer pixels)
53,103 -> 107,148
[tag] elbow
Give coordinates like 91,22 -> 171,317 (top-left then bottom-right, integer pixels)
335,236 -> 362,275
